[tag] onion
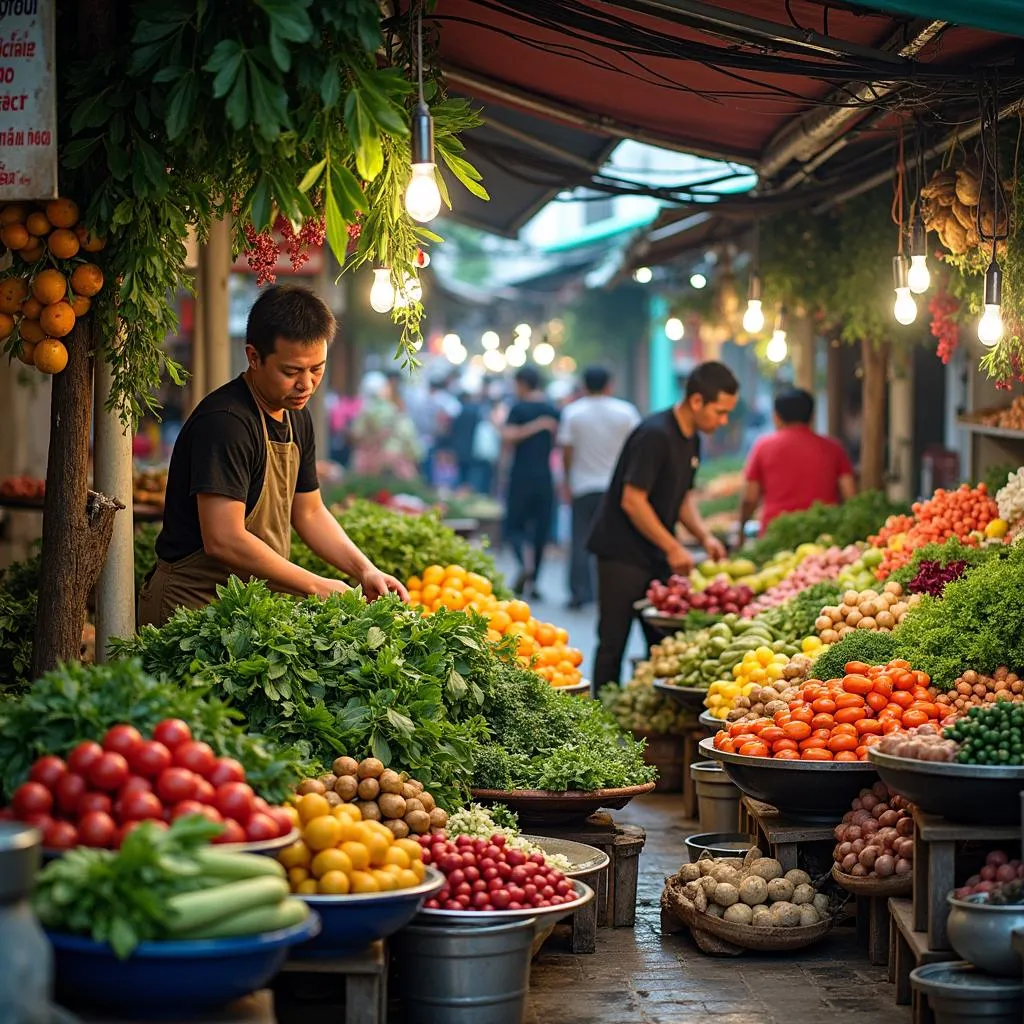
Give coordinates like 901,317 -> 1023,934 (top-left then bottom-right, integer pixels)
987,850 -> 1009,867
873,781 -> 889,799
833,825 -> 846,841
981,865 -> 997,881
965,874 -> 981,887
851,839 -> 866,855
878,810 -> 900,828
874,855 -> 895,877
851,863 -> 869,877
895,858 -> 912,876
872,803 -> 889,820
859,847 -> 879,869
996,864 -> 1017,882
896,817 -> 914,837
897,838 -> 914,860
837,842 -> 853,859
876,828 -> 898,846
842,853 -> 859,873
860,793 -> 878,811
861,819 -> 879,836
846,826 -> 862,841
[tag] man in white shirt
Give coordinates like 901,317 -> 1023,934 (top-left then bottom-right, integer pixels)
558,366 -> 641,609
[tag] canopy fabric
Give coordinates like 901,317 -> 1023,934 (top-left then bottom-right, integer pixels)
844,0 -> 1024,38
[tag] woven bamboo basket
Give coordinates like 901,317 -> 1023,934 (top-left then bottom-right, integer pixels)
831,863 -> 912,897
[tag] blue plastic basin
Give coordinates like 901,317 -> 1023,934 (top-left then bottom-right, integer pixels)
47,914 -> 320,1019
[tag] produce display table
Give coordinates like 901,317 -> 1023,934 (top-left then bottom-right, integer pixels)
910,806 -> 1019,950
530,815 -> 646,930
739,797 -> 835,873
681,723 -> 705,817
888,898 -> 956,1024
273,941 -> 387,1024
855,892 -> 893,967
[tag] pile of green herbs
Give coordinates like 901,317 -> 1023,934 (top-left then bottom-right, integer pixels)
0,551 -> 40,695
885,537 -> 1006,590
893,544 -> 1024,690
811,631 -> 898,681
474,662 -> 656,792
33,815 -> 223,958
744,491 -> 908,564
0,659 -> 304,802
755,582 -> 843,643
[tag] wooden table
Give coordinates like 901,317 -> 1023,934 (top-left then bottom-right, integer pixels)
72,991 -> 275,1023
888,897 -> 956,1024
275,942 -> 387,1024
739,797 -> 835,872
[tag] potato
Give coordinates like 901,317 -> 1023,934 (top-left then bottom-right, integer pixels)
699,876 -> 718,896
418,792 -> 436,813
334,776 -> 359,801
404,809 -> 431,834
713,882 -> 739,908
749,857 -> 783,880
739,876 -> 768,907
710,865 -> 741,886
784,869 -> 811,887
318,773 -> 338,790
406,778 -> 424,795
357,758 -> 385,779
332,756 -> 359,777
812,894 -> 829,915
723,903 -> 753,924
325,791 -> 342,808
701,896 -> 717,916
698,858 -> 716,876
678,863 -> 702,883
792,883 -> 816,906
428,807 -> 448,829
770,901 -> 801,927
752,906 -> 773,927
404,798 -> 424,816
356,799 -> 381,822
743,847 -> 765,868
383,818 -> 410,839
377,794 -> 407,820
766,877 -> 794,903
378,770 -> 404,795
799,905 -> 821,926
402,783 -> 420,800
296,779 -> 326,796
357,777 -> 381,801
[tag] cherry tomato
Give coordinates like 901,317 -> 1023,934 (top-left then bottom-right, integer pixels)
170,799 -> 209,821
77,792 -> 113,817
29,755 -> 67,790
67,741 -> 104,777
88,752 -> 130,792
22,812 -> 53,831
192,776 -> 216,804
54,773 -> 87,814
152,719 -> 192,751
738,741 -> 770,758
155,767 -> 198,805
78,810 -> 117,848
802,747 -> 833,761
43,819 -> 78,849
119,776 -> 153,800
245,812 -> 279,842
782,721 -> 811,741
120,790 -> 163,822
214,782 -> 255,824
102,725 -> 143,760
130,741 -> 172,779
213,818 -> 247,844
206,758 -> 246,788
267,807 -> 295,837
173,741 -> 216,778
12,781 -> 53,819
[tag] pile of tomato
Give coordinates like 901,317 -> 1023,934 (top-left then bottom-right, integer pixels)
712,660 -> 946,762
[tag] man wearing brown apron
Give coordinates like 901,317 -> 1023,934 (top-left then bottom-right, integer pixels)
138,285 -> 407,627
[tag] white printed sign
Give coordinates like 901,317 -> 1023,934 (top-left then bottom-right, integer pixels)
0,0 -> 56,200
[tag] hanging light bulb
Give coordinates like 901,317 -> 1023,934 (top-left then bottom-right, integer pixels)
369,268 -> 396,314
633,266 -> 653,284
742,272 -> 765,334
978,259 -> 1004,346
664,317 -> 684,341
441,333 -> 462,357
689,272 -> 708,290
533,342 -> 555,366
505,346 -> 527,368
514,323 -> 532,340
481,330 -> 500,351
482,349 -> 506,373
404,11 -> 442,223
766,309 -> 787,363
908,215 -> 931,295
892,255 -> 918,326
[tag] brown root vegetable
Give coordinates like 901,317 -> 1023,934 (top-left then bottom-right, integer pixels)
851,864 -> 869,877
318,774 -> 338,790
383,818 -> 410,839
859,847 -> 878,870
404,798 -> 424,816
325,791 -> 342,808
357,758 -> 385,779
874,854 -> 895,877
334,776 -> 359,802
418,792 -> 436,814
296,779 -> 326,796
428,807 -> 448,829
357,777 -> 381,801
402,782 -> 420,800
333,756 -> 359,777
404,809 -> 431,834
895,858 -> 912,876
356,800 -> 382,822
842,853 -> 858,873
378,770 -> 404,795
377,794 -> 407,820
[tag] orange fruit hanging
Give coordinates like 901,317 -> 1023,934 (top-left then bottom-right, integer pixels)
70,263 -> 103,297
19,319 -> 45,343
25,211 -> 50,236
1,223 -> 29,250
21,296 -> 42,319
32,338 -> 68,374
69,294 -> 91,317
44,198 -> 79,228
47,229 -> 79,260
40,301 -> 75,338
16,340 -> 35,366
17,240 -> 44,263
75,225 -> 107,252
0,278 -> 28,314
0,203 -> 27,225
0,312 -> 12,340
32,269 -> 67,305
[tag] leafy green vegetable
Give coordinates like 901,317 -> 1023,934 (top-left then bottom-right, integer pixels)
810,631 -> 898,681
0,659 -> 304,802
893,545 -> 1024,690
0,552 -> 39,695
885,537 -> 1006,590
33,815 -> 224,958
755,582 -> 842,643
744,491 -> 908,565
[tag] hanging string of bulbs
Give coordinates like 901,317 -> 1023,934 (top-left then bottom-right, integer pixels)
976,77 -> 1008,348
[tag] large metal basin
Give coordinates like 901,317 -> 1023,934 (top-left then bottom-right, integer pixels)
947,894 -> 1024,977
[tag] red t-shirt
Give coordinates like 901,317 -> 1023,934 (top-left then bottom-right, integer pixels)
745,426 -> 853,534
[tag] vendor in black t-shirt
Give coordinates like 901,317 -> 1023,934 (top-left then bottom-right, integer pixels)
586,361 -> 739,688
138,285 -> 408,627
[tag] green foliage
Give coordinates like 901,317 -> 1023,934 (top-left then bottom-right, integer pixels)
886,537 -> 1006,590
755,582 -> 843,643
893,545 -> 1024,690
743,490 -> 908,564
0,659 -> 304,802
0,553 -> 40,694
51,0 -> 483,421
810,630 -> 898,681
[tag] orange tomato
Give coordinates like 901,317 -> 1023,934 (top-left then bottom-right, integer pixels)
913,671 -> 931,688
835,706 -> 867,725
836,693 -> 865,710
731,733 -> 760,748
738,741 -> 770,758
845,661 -> 872,674
772,738 -> 799,753
843,674 -> 874,696
802,748 -> 833,761
893,671 -> 916,692
774,711 -> 792,727
790,706 -> 814,725
774,749 -> 800,760
828,733 -> 858,753
901,709 -> 930,728
811,698 -> 837,715
782,721 -> 811,741
856,718 -> 883,735
873,675 -> 893,696
909,702 -> 939,719
881,720 -> 903,734
759,726 -> 786,745
719,738 -> 736,753
889,690 -> 914,709
811,713 -> 835,731
865,692 -> 889,713
834,751 -> 860,762
831,723 -> 858,736
799,737 -> 828,750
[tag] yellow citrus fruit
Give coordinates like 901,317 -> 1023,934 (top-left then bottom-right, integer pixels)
336,818 -> 364,843
340,841 -> 370,871
444,565 -> 467,582
44,198 -> 79,228
507,600 -> 531,623
296,793 -> 332,824
406,575 -> 422,592
555,627 -> 569,645
490,610 -> 511,633
311,847 -> 353,879
40,301 -> 75,338
16,340 -> 35,366
467,572 -> 492,595
303,815 -> 342,852
47,228 -> 80,260
70,263 -> 104,297
439,588 -> 465,610
371,868 -> 397,891
395,868 -> 420,889
394,838 -> 423,861
0,277 -> 28,314
31,269 -> 67,305
1,223 -> 29,250
318,870 -> 351,895
349,870 -> 380,893
362,820 -> 395,842
69,294 -> 91,317
363,832 -> 391,867
280,804 -> 301,827
411,859 -> 426,882
287,867 -> 309,888
25,211 -> 50,236
0,203 -> 27,225
383,846 -> 410,869
277,839 -> 312,871
422,565 -> 445,586
296,878 -> 319,895
421,583 -> 441,605
33,339 -> 68,374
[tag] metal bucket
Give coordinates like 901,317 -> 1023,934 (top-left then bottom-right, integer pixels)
910,962 -> 1024,1024
691,760 -> 741,833
393,918 -> 537,1024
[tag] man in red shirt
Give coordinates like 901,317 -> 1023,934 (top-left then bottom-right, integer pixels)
738,388 -> 856,539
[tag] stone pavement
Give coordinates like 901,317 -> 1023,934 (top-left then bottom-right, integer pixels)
527,795 -> 910,1024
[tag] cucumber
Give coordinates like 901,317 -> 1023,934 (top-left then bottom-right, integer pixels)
193,849 -> 287,881
166,877 -> 290,935
177,898 -> 309,940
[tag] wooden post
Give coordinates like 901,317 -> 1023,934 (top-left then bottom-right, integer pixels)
201,216 -> 232,393
860,338 -> 890,491
826,339 -> 843,439
887,347 -> 914,503
790,314 -> 815,392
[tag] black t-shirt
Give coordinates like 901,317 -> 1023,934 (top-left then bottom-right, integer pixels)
155,375 -> 319,563
586,409 -> 701,574
507,398 -> 560,483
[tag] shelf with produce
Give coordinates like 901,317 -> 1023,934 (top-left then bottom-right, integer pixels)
958,418 -> 1024,441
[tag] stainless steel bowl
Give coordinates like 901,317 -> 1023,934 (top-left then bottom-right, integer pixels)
947,893 -> 1024,977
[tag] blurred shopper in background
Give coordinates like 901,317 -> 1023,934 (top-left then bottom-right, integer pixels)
558,366 -> 640,610
349,371 -> 422,480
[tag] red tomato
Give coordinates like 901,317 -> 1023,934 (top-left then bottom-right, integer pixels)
130,741 -> 172,779
773,749 -> 800,760
192,777 -> 216,804
120,790 -> 163,822
170,799 -> 209,821
102,725 -> 143,760
12,781 -> 53,819
119,776 -> 153,800
782,721 -> 811,741
213,818 -> 247,844
843,674 -> 874,696
77,792 -> 113,817
196,804 -> 224,825
245,812 -> 279,842
152,719 -> 192,751
22,812 -> 53,831
78,810 -> 117,847
828,734 -> 858,753
29,755 -> 67,790
155,767 -> 198,805
114,819 -> 168,849
267,807 -> 295,837
214,782 -> 255,824
802,748 -> 834,761
206,758 -> 246,788
88,752 -> 130,792
835,707 -> 867,725
67,741 -> 104,777
173,741 -> 216,778
252,797 -> 271,815
54,773 -> 87,815
43,819 -> 79,849
738,741 -> 770,758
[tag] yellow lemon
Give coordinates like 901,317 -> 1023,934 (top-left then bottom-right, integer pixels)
303,815 -> 342,852
297,793 -> 332,824
311,848 -> 354,879
371,869 -> 398,891
384,847 -> 411,869
296,879 -> 319,895
349,871 -> 381,893
396,868 -> 420,889
395,838 -> 424,861
986,518 -> 1009,539
278,840 -> 312,871
318,870 -> 351,895
341,841 -> 370,871
287,867 -> 309,888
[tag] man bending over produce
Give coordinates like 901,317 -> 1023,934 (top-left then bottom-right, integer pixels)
139,286 -> 408,626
